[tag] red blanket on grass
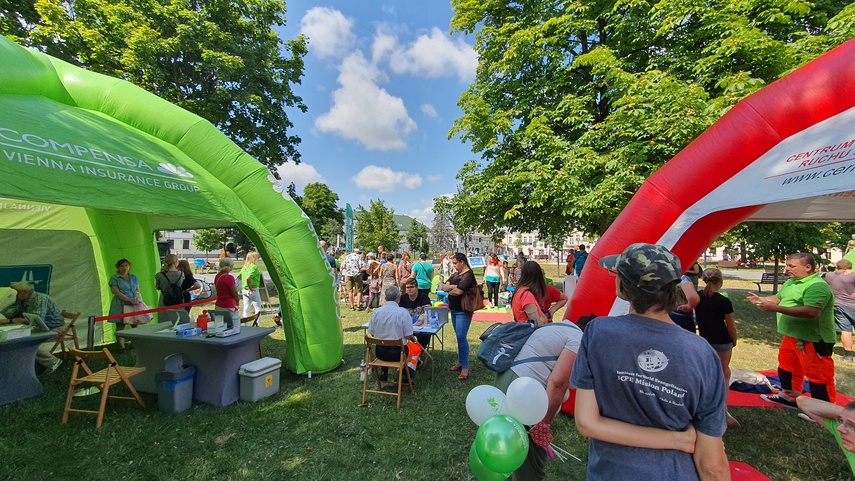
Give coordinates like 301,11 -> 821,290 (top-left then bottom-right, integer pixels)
727,370 -> 854,407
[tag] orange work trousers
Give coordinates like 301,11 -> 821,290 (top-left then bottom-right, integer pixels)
778,335 -> 836,402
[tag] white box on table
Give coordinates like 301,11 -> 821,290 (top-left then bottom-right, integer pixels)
0,325 -> 31,341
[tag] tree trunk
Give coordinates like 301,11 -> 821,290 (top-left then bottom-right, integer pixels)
772,258 -> 780,294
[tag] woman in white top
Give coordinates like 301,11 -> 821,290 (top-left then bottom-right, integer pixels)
483,253 -> 506,307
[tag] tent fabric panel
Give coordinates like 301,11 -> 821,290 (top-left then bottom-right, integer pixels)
0,96 -> 243,221
0,37 -> 73,103
0,228 -> 103,343
570,38 -> 855,320
0,36 -> 343,373
48,56 -> 209,148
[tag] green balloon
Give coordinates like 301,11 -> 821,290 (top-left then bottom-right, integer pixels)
469,443 -> 511,481
474,414 -> 530,473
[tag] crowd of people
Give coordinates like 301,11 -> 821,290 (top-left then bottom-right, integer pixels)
12,236 -> 855,478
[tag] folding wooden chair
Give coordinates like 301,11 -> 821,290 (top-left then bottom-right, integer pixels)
360,336 -> 413,409
240,312 -> 263,358
48,310 -> 80,357
62,348 -> 146,429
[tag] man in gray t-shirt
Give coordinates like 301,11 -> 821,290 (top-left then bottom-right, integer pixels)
494,320 -> 583,480
825,259 -> 855,361
571,243 -> 728,481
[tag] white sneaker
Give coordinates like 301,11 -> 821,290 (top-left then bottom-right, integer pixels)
50,357 -> 63,373
797,412 -> 816,423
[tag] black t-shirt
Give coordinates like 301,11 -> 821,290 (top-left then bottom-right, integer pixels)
181,273 -> 197,303
695,290 -> 734,344
447,269 -> 477,312
399,292 -> 431,317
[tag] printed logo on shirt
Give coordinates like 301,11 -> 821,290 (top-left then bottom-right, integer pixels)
637,349 -> 669,373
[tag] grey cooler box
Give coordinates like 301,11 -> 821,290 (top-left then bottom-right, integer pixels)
239,357 -> 282,402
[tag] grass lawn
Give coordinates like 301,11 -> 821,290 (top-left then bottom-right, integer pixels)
2,267 -> 854,480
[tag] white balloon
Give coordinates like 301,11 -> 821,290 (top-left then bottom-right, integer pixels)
466,385 -> 507,426
505,377 -> 548,425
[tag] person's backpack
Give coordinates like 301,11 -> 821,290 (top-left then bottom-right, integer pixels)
160,273 -> 184,306
476,321 -> 575,373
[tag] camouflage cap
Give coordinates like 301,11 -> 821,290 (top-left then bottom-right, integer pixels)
598,243 -> 682,293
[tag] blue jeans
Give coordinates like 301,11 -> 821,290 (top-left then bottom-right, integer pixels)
451,309 -> 473,369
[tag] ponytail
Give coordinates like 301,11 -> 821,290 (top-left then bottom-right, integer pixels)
701,268 -> 723,297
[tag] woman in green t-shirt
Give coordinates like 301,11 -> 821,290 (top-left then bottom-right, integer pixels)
240,251 -> 262,319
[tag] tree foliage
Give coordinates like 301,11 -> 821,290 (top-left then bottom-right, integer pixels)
323,218 -> 344,249
226,228 -> 254,257
301,182 -> 344,241
720,222 -> 828,264
406,220 -> 429,255
449,0 -> 855,237
2,0 -> 307,172
430,211 -> 455,253
193,228 -> 223,256
354,200 -> 400,253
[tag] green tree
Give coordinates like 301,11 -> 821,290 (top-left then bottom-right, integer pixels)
820,223 -> 855,252
3,0 -> 307,172
430,211 -> 455,253
354,200 -> 401,253
286,183 -> 302,206
301,183 -> 344,240
226,228 -> 254,258
434,194 -> 473,250
193,228 -> 223,257
407,220 -> 429,255
323,218 -> 344,249
721,222 -> 829,277
449,0 -> 855,237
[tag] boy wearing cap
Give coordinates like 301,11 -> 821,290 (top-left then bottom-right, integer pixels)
571,243 -> 730,480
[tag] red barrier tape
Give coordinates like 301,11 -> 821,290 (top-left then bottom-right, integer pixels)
93,298 -> 217,322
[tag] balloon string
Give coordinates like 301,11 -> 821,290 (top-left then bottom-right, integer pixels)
549,442 -> 581,462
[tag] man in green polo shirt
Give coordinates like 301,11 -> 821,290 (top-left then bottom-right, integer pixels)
748,253 -> 836,406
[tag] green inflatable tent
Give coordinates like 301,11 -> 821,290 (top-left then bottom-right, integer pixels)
0,35 -> 342,374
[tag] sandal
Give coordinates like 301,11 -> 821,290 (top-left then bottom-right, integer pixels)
458,369 -> 470,381
450,363 -> 462,372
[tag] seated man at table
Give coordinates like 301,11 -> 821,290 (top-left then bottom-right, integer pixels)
398,278 -> 433,349
367,286 -> 417,382
1,281 -> 65,373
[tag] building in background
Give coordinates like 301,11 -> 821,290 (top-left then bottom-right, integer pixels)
503,231 -> 598,260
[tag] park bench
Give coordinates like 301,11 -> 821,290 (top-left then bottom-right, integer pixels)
754,272 -> 786,293
718,260 -> 739,269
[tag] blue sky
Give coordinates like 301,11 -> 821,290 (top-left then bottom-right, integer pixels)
273,2 -> 477,224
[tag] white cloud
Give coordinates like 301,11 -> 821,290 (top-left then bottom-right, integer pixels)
427,174 -> 443,182
351,165 -> 422,192
420,103 -> 438,118
315,52 -> 417,150
300,7 -> 355,59
388,27 -> 477,81
371,30 -> 397,64
273,162 -> 324,192
409,206 -> 434,224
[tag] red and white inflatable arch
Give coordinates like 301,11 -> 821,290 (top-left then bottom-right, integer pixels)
569,38 -> 855,319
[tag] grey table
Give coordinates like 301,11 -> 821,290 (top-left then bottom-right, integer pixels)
0,332 -> 58,405
116,322 -> 274,406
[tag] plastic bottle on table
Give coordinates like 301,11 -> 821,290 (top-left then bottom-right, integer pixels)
429,311 -> 438,328
196,310 -> 209,332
